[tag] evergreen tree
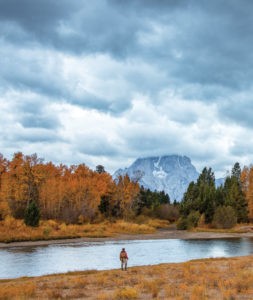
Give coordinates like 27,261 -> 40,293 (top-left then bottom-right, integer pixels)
197,167 -> 216,223
180,167 -> 216,223
135,187 -> 170,215
98,195 -> 111,217
223,163 -> 248,222
24,201 -> 40,227
96,165 -> 105,174
180,181 -> 199,216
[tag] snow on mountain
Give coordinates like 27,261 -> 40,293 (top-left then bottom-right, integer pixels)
113,155 -> 199,201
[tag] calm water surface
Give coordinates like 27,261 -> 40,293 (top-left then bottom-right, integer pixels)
0,238 -> 252,279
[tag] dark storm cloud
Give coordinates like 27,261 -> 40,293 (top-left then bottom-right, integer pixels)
0,0 -> 78,42
1,0 -> 253,102
0,0 -> 141,57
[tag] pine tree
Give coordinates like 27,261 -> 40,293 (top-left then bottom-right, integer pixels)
180,167 -> 216,223
24,201 -> 40,227
224,163 -> 248,223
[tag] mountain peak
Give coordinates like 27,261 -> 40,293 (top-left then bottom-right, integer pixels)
113,154 -> 199,201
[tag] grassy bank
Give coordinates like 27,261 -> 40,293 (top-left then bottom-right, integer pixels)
0,217 -> 169,243
190,224 -> 253,234
0,256 -> 252,299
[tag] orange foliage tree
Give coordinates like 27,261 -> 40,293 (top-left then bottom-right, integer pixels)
0,152 -> 140,224
112,175 -> 140,219
1,153 -> 45,219
0,153 -> 9,219
241,166 -> 253,221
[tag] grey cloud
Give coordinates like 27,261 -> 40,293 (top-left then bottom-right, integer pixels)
2,0 -> 253,104
0,90 -> 62,132
0,0 -> 142,57
0,0 -> 79,41
3,129 -> 63,144
76,138 -> 119,157
230,141 -> 253,157
19,114 -> 59,129
1,0 -> 253,176
0,44 -> 66,99
16,97 -> 61,130
72,92 -> 132,115
218,97 -> 253,128
124,129 -> 179,157
0,42 -> 132,114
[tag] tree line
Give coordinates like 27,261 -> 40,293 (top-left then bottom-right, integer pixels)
0,152 -> 253,228
0,152 -> 172,225
178,162 -> 253,229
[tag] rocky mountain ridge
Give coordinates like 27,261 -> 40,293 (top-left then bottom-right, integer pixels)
113,155 -> 199,201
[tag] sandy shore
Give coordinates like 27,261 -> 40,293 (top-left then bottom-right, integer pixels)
0,229 -> 252,248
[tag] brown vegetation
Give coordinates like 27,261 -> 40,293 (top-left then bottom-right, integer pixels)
0,255 -> 252,299
0,217 -> 169,243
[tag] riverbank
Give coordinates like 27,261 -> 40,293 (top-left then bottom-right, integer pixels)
0,255 -> 252,299
1,227 -> 253,248
0,218 -> 167,244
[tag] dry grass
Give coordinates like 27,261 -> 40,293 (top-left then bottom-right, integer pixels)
0,255 -> 252,299
0,217 -> 169,243
191,223 -> 253,233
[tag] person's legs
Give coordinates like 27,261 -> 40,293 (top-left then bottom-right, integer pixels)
124,259 -> 127,271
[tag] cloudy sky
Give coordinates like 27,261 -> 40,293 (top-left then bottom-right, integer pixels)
1,0 -> 253,176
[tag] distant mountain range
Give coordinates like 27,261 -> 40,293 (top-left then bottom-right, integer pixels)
113,155 -> 224,202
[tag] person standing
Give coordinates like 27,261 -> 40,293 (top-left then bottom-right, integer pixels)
119,248 -> 128,270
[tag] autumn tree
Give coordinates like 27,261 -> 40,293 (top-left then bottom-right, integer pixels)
0,153 -> 9,219
112,175 -> 140,219
241,166 -> 253,221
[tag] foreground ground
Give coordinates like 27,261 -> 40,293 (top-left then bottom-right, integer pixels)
0,255 -> 252,299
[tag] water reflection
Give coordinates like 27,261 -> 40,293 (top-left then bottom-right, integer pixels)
0,238 -> 252,279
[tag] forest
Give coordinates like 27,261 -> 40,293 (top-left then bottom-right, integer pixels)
0,152 -> 253,229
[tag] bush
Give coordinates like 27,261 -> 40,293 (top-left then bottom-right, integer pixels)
177,217 -> 188,230
177,211 -> 200,230
24,201 -> 40,227
212,206 -> 237,229
154,204 -> 180,222
187,211 -> 200,228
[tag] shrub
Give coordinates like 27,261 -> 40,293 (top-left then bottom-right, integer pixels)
154,204 -> 180,222
212,206 -> 237,229
177,211 -> 200,230
177,217 -> 188,230
187,211 -> 200,229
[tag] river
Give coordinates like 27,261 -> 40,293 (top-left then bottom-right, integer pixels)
0,238 -> 252,279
